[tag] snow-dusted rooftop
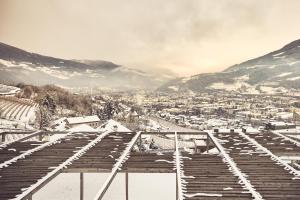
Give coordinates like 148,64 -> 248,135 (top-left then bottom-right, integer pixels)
0,130 -> 300,200
65,115 -> 100,125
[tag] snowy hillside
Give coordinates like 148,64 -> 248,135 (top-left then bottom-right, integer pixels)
0,96 -> 37,129
0,84 -> 20,95
159,39 -> 300,93
0,42 -> 172,90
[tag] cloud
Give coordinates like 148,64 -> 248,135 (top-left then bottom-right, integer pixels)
1,0 -> 300,76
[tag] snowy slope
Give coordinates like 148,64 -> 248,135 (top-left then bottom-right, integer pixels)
0,42 -> 173,90
159,39 -> 300,93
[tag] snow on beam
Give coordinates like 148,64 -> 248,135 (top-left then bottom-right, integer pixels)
0,130 -> 42,149
93,131 -> 141,200
13,130 -> 112,200
238,131 -> 300,177
0,131 -> 75,169
174,131 -> 184,200
271,131 -> 300,147
207,132 -> 264,200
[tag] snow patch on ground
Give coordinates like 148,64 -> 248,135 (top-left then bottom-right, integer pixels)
272,52 -> 285,57
0,59 -> 37,72
268,65 -> 277,69
235,75 -> 249,81
287,76 -> 300,81
276,72 -> 292,77
181,76 -> 198,83
112,66 -> 150,77
168,86 -> 179,91
0,59 -> 15,67
209,82 -> 246,91
246,64 -> 266,69
288,61 -> 300,66
273,55 -> 286,59
259,86 -> 288,94
38,67 -> 70,79
208,81 -> 260,94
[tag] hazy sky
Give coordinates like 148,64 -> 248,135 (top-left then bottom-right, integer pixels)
1,0 -> 300,76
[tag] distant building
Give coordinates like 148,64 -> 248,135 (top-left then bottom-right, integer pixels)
293,111 -> 300,125
125,110 -> 139,123
65,115 -> 101,129
265,121 -> 296,130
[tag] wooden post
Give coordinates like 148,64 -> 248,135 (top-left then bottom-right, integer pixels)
175,131 -> 178,199
93,132 -> 141,200
176,173 -> 178,200
80,173 -> 84,200
126,172 -> 129,200
193,139 -> 197,153
206,138 -> 210,153
39,133 -> 43,141
139,134 -> 142,150
1,133 -> 5,142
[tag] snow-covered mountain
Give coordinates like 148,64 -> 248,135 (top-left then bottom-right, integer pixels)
159,39 -> 300,94
0,42 -> 172,90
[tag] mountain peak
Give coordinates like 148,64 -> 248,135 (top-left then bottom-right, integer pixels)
281,39 -> 300,51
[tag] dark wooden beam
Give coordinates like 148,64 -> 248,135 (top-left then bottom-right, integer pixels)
80,173 -> 84,200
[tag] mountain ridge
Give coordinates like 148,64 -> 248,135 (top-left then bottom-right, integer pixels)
0,42 -> 172,90
159,39 -> 300,93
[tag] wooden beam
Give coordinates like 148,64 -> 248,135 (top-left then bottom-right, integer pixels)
174,131 -> 184,200
238,131 -> 300,176
93,132 -> 141,200
206,131 -> 221,152
176,173 -> 178,200
1,132 -> 5,142
0,131 -> 76,169
126,172 -> 128,200
206,136 -> 210,153
271,131 -> 300,147
63,168 -> 174,173
80,173 -> 84,200
141,131 -> 206,135
207,131 -> 264,200
14,131 -> 112,200
0,130 -> 42,149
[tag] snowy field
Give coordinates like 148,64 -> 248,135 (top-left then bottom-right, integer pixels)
33,173 -> 176,200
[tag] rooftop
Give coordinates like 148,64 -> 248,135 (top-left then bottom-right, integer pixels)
65,115 -> 100,125
0,129 -> 299,200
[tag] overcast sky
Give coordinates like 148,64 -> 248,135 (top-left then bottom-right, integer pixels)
1,0 -> 300,76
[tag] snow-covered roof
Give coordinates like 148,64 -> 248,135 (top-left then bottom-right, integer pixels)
97,119 -> 131,132
268,121 -> 294,126
68,124 -> 97,132
65,115 -> 100,125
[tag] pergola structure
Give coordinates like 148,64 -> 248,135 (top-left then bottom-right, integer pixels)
0,129 -> 300,200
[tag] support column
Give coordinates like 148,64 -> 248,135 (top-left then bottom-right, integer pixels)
126,172 -> 129,200
80,173 -> 84,200
206,137 -> 210,153
176,173 -> 178,200
2,133 -> 5,142
39,133 -> 43,141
